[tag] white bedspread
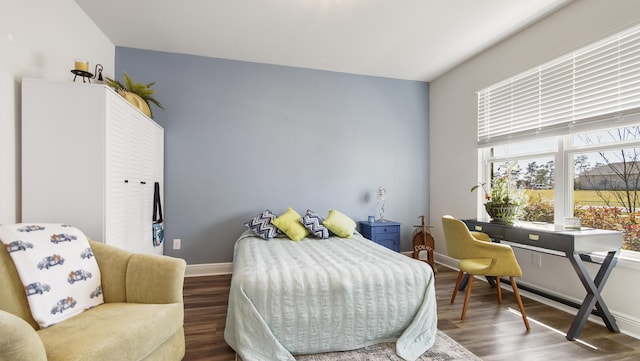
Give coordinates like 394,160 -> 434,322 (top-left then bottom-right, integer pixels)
224,230 -> 437,361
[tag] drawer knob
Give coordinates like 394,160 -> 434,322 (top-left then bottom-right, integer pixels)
529,234 -> 540,241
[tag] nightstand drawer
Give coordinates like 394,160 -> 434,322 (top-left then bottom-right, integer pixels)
373,225 -> 399,236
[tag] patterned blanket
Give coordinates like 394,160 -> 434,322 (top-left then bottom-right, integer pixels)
0,223 -> 103,327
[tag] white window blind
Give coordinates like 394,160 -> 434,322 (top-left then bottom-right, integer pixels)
478,23 -> 640,145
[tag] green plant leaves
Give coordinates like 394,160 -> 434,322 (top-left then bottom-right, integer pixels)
104,71 -> 163,117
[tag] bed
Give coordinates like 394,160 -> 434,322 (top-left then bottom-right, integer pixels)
224,230 -> 437,361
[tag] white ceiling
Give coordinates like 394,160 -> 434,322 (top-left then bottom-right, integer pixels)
75,0 -> 572,82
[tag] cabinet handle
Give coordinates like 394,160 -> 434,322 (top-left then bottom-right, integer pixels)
124,180 -> 129,183
529,234 -> 540,241
475,225 -> 482,231
140,181 -> 146,185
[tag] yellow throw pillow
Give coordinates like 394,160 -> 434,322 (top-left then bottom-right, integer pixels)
323,209 -> 356,238
272,208 -> 309,241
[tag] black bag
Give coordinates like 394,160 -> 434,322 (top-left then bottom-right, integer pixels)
153,182 -> 164,247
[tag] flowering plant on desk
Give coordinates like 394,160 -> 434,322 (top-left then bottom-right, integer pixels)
471,176 -> 523,225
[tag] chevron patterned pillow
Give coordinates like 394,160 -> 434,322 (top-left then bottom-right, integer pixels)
300,209 -> 329,239
244,210 -> 278,240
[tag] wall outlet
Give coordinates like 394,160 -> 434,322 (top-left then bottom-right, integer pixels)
532,253 -> 542,267
173,238 -> 181,250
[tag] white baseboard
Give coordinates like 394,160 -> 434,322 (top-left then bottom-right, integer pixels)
185,262 -> 232,277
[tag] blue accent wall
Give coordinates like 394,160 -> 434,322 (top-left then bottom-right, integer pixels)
116,47 -> 429,264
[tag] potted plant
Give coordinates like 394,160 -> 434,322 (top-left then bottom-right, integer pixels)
105,72 -> 163,118
471,176 -> 522,224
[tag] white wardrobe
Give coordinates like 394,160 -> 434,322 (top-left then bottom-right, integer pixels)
21,78 -> 164,255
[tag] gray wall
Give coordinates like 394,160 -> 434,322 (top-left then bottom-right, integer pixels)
116,47 -> 429,264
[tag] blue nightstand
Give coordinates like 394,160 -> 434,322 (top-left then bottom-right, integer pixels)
358,220 -> 401,252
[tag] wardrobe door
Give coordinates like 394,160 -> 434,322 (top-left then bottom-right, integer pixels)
122,108 -> 145,254
105,90 -> 130,251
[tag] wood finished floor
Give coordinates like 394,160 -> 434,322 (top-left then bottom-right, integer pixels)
183,266 -> 640,361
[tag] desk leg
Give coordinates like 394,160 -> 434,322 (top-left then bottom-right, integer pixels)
565,250 -> 619,340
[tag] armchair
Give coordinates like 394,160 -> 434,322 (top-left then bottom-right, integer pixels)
0,239 -> 186,361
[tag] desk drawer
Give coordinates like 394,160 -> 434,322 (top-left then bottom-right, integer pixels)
504,228 -> 573,253
463,220 -> 504,239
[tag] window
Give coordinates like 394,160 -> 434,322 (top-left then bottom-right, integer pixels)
476,23 -> 640,256
480,138 -> 556,224
480,125 -> 640,254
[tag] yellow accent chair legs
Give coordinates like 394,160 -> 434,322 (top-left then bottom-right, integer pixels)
442,215 -> 530,331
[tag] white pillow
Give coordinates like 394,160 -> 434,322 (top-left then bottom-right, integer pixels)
0,223 -> 104,328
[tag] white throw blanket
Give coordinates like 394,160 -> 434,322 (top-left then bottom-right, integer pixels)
0,223 -> 103,327
224,231 -> 437,361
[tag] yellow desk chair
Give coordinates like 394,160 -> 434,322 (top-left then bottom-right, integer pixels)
442,215 -> 530,331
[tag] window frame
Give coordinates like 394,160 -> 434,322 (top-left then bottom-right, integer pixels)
479,132 -> 640,263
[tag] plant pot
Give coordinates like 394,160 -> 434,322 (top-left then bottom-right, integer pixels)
486,204 -> 517,225
120,91 -> 152,117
